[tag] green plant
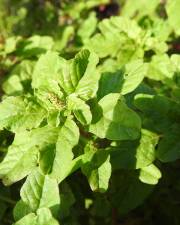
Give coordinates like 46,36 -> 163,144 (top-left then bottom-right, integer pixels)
0,1 -> 180,225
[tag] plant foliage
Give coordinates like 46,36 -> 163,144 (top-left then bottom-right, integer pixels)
0,0 -> 180,224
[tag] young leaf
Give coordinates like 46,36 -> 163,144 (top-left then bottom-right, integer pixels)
67,94 -> 92,125
139,164 -> 162,185
58,49 -> 99,100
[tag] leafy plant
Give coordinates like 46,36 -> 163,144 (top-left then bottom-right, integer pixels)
0,0 -> 180,225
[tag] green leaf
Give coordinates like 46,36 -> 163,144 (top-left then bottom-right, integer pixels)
2,60 -> 35,95
58,49 -> 99,100
50,117 -> 79,182
0,96 -> 46,132
59,50 -> 90,95
36,208 -> 59,225
98,60 -> 147,99
67,94 -> 92,125
134,94 -> 180,132
14,213 -> 36,225
2,75 -> 23,95
14,200 -> 32,221
74,51 -> 99,100
166,0 -> 180,35
82,151 -> 111,193
147,54 -> 174,81
77,12 -> 97,43
87,16 -> 141,58
89,93 -> 141,140
110,129 -> 159,169
0,126 -> 59,185
156,126 -> 180,162
20,170 -> 60,216
14,208 -> 59,225
139,164 -> 162,185
17,35 -> 54,57
32,51 -> 64,99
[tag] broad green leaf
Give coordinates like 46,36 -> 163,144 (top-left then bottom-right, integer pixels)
130,129 -> 158,168
50,117 -> 79,182
58,49 -> 99,100
87,16 -> 142,58
17,35 -> 54,57
156,126 -> 180,162
14,200 -> 32,221
139,164 -> 162,185
67,94 -> 92,125
20,170 -> 60,215
82,152 -> 111,193
32,51 -> 64,100
166,0 -> 180,35
14,208 -> 59,225
121,60 -> 147,95
0,126 -> 59,185
89,93 -> 141,140
58,50 -> 90,95
147,54 -> 174,81
74,51 -> 99,100
134,94 -> 180,132
98,60 -> 147,99
14,213 -> 36,225
0,96 -> 46,132
36,208 -> 59,225
110,129 -> 159,169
